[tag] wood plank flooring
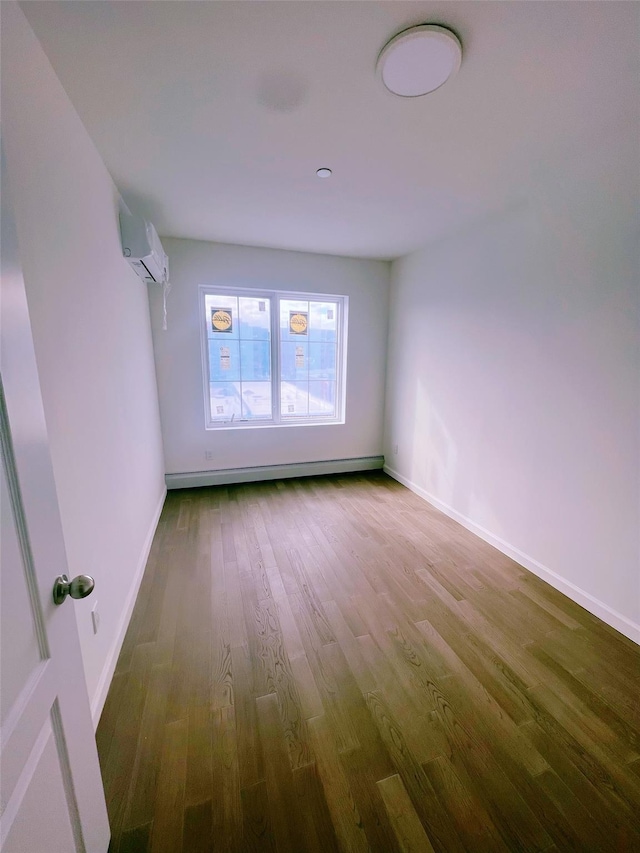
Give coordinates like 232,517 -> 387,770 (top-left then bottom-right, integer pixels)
97,472 -> 640,852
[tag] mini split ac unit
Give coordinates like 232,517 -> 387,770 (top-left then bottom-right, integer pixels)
119,211 -> 168,285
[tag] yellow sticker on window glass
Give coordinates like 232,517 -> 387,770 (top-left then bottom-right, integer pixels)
289,311 -> 308,335
212,308 -> 232,332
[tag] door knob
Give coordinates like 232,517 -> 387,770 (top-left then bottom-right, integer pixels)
53,574 -> 95,605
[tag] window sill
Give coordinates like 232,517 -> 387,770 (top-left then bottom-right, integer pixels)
205,417 -> 345,431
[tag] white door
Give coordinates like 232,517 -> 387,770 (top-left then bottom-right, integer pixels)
0,145 -> 110,852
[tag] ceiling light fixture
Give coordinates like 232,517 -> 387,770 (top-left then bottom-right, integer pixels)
377,24 -> 462,97
316,168 -> 332,178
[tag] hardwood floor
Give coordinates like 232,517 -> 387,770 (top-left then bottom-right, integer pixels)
97,472 -> 640,852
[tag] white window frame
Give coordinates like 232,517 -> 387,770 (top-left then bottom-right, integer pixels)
199,285 -> 348,430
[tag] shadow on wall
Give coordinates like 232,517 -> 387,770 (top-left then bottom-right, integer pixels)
409,377 -> 458,508
406,335 -> 540,547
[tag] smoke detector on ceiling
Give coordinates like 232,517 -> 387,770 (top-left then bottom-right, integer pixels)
377,25 -> 462,97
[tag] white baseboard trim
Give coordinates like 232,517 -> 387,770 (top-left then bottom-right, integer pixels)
166,456 -> 385,490
384,465 -> 640,647
90,485 -> 167,727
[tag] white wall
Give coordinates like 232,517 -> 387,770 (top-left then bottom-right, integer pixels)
1,2 -> 167,718
151,238 -> 390,476
384,109 -> 640,642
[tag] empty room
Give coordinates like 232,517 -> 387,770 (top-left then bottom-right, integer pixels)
1,1 -> 639,851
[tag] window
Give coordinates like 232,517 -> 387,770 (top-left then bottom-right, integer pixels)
200,287 -> 347,428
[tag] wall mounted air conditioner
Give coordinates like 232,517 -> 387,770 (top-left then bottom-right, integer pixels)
119,211 -> 168,284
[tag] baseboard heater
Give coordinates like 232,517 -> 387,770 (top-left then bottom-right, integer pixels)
165,456 -> 384,490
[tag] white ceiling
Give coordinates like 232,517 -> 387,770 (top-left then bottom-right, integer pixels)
21,1 -> 639,260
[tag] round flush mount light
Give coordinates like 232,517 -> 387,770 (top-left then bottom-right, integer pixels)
377,24 -> 462,97
316,168 -> 332,178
